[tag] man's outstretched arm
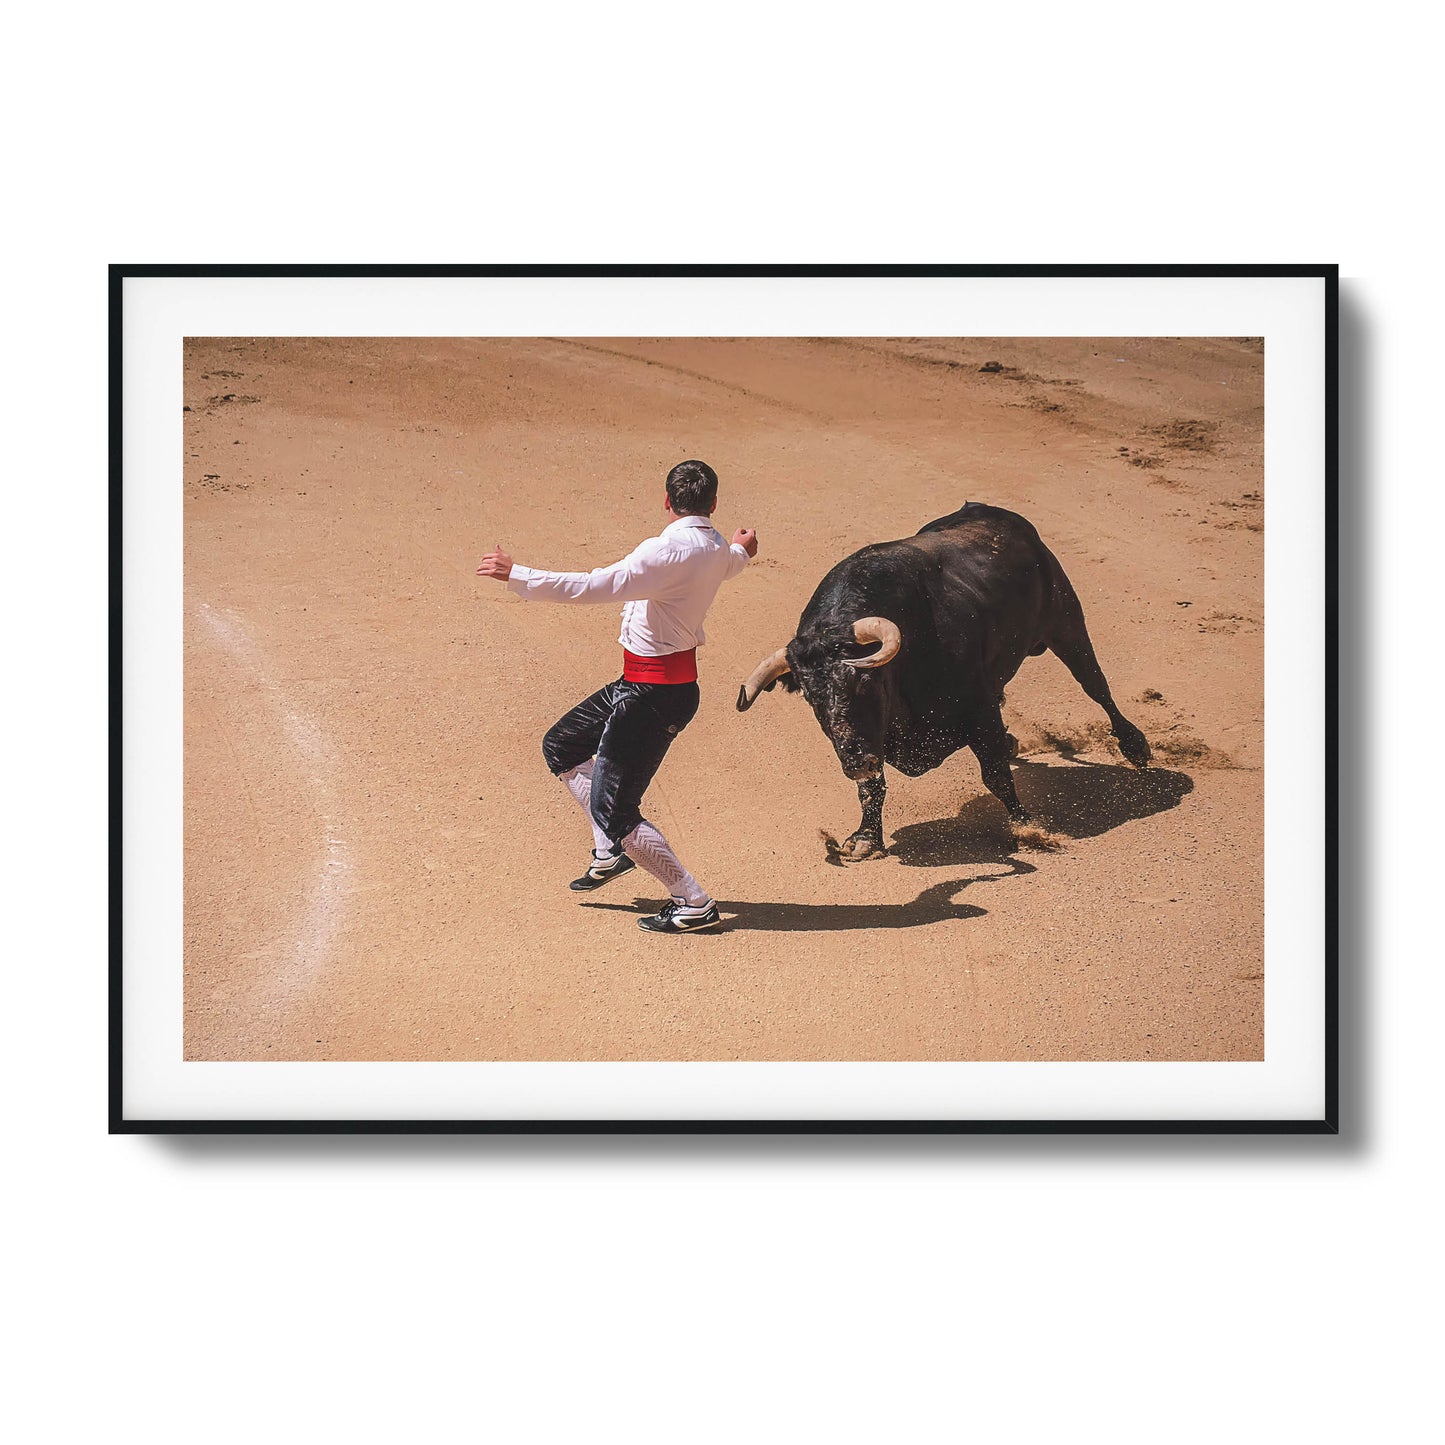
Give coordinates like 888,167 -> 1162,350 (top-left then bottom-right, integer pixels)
476,540 -> 659,603
726,527 -> 758,578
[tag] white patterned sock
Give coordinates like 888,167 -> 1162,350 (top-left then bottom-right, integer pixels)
559,761 -> 614,855
621,821 -> 711,907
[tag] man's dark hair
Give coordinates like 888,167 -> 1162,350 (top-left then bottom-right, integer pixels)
665,459 -> 719,516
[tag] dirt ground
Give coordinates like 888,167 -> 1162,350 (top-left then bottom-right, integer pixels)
183,335 -> 1263,1061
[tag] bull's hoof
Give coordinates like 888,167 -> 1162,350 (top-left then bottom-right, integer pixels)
843,831 -> 887,861
1117,724 -> 1152,769
1005,731 -> 1020,759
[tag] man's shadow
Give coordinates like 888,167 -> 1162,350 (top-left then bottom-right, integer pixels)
584,758 -> 1194,933
583,873 -> 1009,933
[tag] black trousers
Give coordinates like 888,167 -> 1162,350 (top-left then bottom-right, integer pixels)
542,678 -> 701,847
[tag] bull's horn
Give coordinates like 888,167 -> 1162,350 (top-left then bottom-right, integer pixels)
736,648 -> 790,711
845,617 -> 902,668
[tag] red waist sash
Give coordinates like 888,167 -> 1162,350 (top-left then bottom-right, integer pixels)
623,647 -> 698,684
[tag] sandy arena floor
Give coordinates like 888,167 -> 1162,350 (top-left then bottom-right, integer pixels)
183,335 -> 1263,1060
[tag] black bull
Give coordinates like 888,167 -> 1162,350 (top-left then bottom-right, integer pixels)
736,502 -> 1152,859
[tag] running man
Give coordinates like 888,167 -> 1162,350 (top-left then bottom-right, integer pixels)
476,460 -> 757,933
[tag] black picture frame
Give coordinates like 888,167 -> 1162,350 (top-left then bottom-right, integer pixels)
111,263 -> 1338,1135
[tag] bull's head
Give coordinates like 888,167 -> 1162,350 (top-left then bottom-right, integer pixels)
737,617 -> 902,780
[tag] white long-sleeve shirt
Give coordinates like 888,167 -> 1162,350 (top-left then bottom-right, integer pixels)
506,513 -> 750,656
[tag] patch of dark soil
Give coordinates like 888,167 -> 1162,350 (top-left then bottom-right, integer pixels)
193,473 -> 250,494
1197,611 -> 1259,635
976,361 -> 1055,384
1145,418 -> 1219,453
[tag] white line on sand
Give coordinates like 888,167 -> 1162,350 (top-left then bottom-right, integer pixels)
196,601 -> 353,1002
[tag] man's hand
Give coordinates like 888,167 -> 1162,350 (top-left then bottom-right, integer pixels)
732,527 -> 758,558
477,543 -> 514,581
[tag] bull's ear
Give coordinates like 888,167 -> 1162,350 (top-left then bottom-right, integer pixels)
776,672 -> 801,693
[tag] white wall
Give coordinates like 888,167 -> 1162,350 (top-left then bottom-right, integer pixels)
7,4 -> 1431,1441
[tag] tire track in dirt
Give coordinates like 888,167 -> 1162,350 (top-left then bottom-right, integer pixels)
543,337 -> 823,418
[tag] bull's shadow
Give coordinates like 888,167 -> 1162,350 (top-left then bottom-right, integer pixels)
890,757 -> 1194,867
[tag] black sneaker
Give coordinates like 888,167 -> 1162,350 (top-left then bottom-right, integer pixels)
570,849 -> 637,892
638,898 -> 722,933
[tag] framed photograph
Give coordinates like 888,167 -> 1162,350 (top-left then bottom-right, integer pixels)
113,265 -> 1336,1132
